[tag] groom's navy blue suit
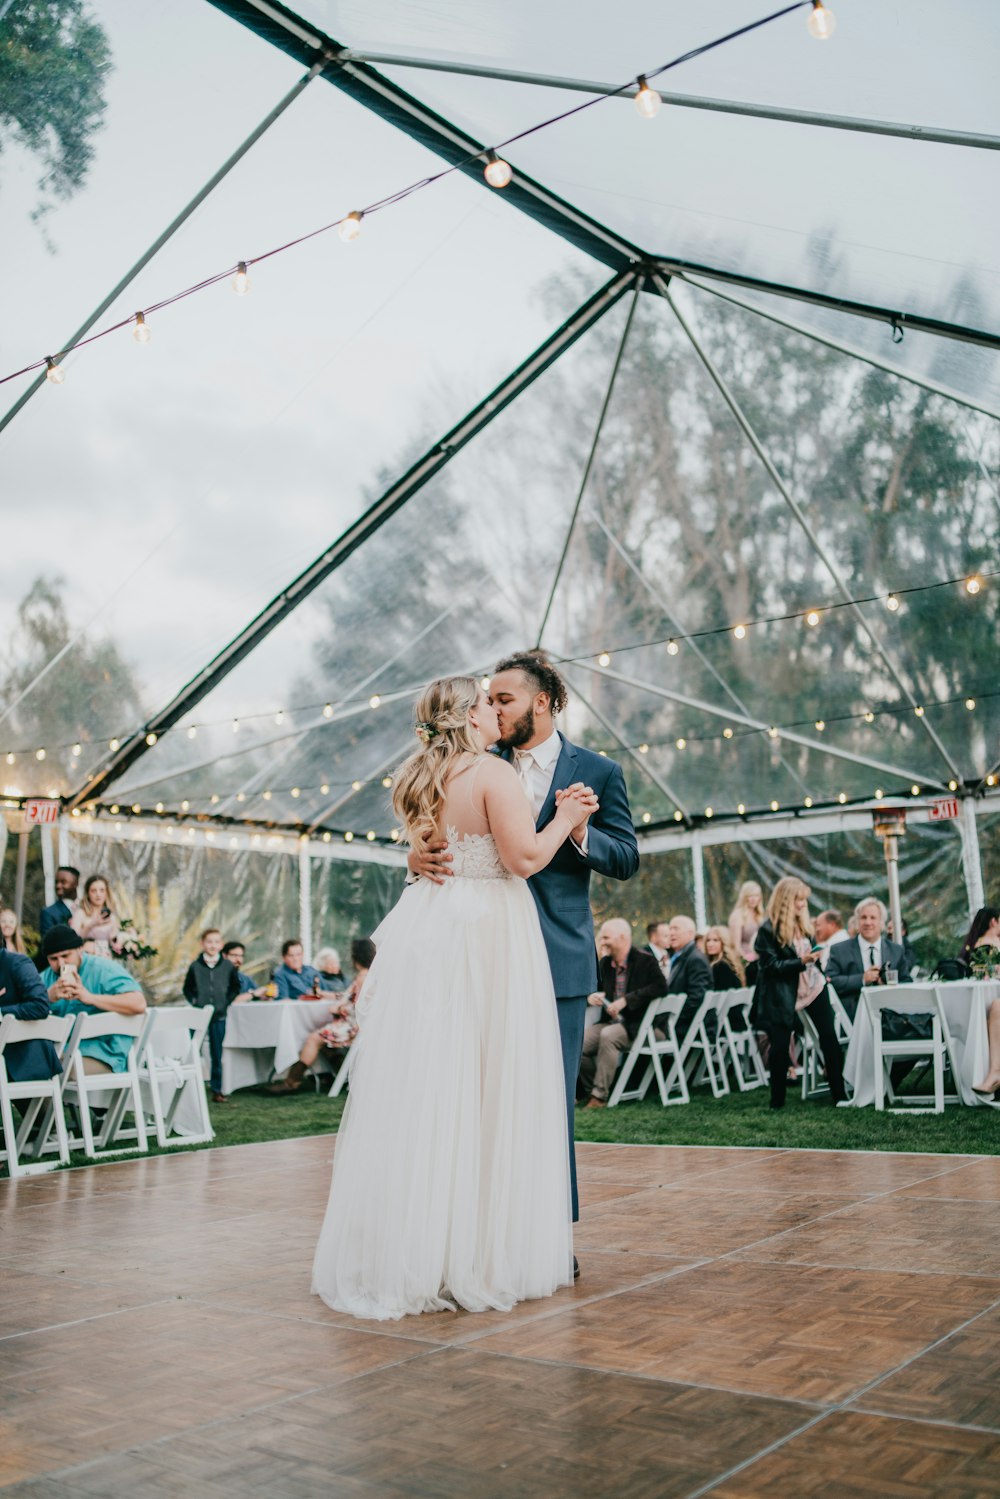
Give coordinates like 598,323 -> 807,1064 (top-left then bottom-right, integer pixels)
502,733 -> 639,1220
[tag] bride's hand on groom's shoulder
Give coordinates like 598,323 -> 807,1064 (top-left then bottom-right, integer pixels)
407,839 -> 454,885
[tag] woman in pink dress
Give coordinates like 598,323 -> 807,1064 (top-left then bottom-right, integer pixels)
70,874 -> 121,957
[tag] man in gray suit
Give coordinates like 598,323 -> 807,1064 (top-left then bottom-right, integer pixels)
410,652 -> 640,1257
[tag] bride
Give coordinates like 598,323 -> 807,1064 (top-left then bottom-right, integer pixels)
311,674 -> 593,1320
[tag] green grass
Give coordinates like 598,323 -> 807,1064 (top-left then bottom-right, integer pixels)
28,1079 -> 997,1178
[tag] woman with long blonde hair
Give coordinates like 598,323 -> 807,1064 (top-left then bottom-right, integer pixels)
0,907 -> 26,954
313,674 -> 593,1321
704,925 -> 745,989
750,876 -> 846,1110
70,873 -> 120,957
728,879 -> 764,980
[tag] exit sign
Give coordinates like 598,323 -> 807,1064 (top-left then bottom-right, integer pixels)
929,798 -> 959,822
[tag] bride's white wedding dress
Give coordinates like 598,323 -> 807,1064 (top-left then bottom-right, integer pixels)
311,805 -> 573,1321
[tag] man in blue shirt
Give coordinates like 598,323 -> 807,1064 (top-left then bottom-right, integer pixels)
0,946 -> 61,1082
41,925 -> 146,1075
39,866 -> 80,937
273,938 -> 322,999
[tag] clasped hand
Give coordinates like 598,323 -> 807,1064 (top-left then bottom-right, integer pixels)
554,781 -> 599,829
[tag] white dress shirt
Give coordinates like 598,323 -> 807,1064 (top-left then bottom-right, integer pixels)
513,729 -> 589,855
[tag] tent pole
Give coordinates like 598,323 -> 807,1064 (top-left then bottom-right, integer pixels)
691,834 -> 707,932
0,60 -> 327,437
959,797 -> 985,917
298,839 -> 313,962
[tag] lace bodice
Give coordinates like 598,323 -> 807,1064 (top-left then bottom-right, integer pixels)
445,826 -> 511,881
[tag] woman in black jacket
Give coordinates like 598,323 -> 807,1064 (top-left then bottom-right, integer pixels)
751,877 -> 846,1109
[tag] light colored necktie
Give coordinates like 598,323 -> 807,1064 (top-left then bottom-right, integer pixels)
515,751 -> 534,804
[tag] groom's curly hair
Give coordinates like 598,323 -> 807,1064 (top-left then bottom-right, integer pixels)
493,651 -> 568,715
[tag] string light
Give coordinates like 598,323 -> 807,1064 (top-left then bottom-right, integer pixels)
132,312 -> 150,344
352,780 -> 362,791
737,804 -> 746,816
180,799 -> 190,811
483,150 -> 513,188
965,576 -> 982,595
814,720 -> 825,732
948,779 -> 958,792
187,725 -> 197,739
369,695 -> 381,708
210,793 -> 220,804
156,802 -> 164,813
322,831 -> 331,843
236,792 -> 245,802
390,829 -> 400,841
767,726 -> 779,740
598,652 -> 611,667
804,796 -> 813,808
382,776 -> 393,787
109,738 -> 120,751
666,639 -> 679,656
875,788 -> 884,799
641,811 -> 651,824
145,732 -> 158,745
232,719 -> 239,733
722,727 -> 734,739
704,806 -> 713,819
675,736 -> 686,750
805,610 -> 820,627
35,748 -> 45,761
338,211 -> 363,243
807,1 -> 836,39
837,792 -> 847,804
5,753 -> 13,766
911,784 -> 920,796
323,702 -> 333,718
274,711 -> 284,725
634,75 -> 662,118
769,800 -> 779,812
863,711 -> 875,723
44,356 -> 64,385
914,705 -> 925,717
262,790 -> 272,801
131,803 -> 141,814
988,775 -> 997,787
733,624 -> 747,640
674,809 -> 684,821
290,787 -> 300,798
231,261 -> 250,295
885,593 -> 900,612
344,830 -> 354,842
638,743 -> 649,754
966,698 -> 976,711
366,830 -> 376,841
480,676 -> 490,691
110,804 -> 119,815
72,742 -> 82,756
320,783 -> 330,795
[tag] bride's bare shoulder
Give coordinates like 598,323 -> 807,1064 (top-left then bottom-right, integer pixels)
479,753 -> 516,783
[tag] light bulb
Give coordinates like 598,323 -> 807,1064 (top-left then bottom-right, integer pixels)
966,698 -> 976,711
382,776 -> 393,787
262,790 -> 272,801
320,783 -> 330,795
875,788 -> 884,799
723,727 -> 734,739
145,731 -> 157,745
156,802 -> 164,813
322,831 -> 331,843
598,652 -> 611,667
838,792 -> 847,804
45,356 -> 64,385
675,737 -> 686,750
885,593 -> 900,612
232,718 -> 240,732
339,211 -> 363,243
5,752 -> 13,765
323,702 -> 333,718
863,711 -> 875,723
181,800 -> 190,812
484,151 -> 512,188
770,800 -> 779,812
804,796 -> 813,808
132,311 -> 150,344
767,726 -> 779,740
914,705 -> 925,717
666,639 -> 679,655
480,677 -> 490,691
231,261 -> 250,295
634,75 -> 662,118
911,784 -> 920,796
187,726 -> 197,739
805,610 -> 820,627
965,576 -> 982,595
369,695 -> 381,708
641,811 -> 651,824
109,738 -> 120,751
236,792 -> 245,802
733,624 -> 747,640
352,780 -> 362,792
72,742 -> 82,756
344,830 -> 354,842
131,803 -> 141,814
35,747 -> 45,760
987,774 -> 997,787
366,830 -> 376,841
814,720 -> 825,731
390,829 -> 399,841
807,1 -> 836,39
275,711 -> 284,725
110,804 -> 119,815
674,809 -> 684,821
704,807 -> 713,819
948,780 -> 958,792
210,793 -> 220,805
290,787 -> 300,798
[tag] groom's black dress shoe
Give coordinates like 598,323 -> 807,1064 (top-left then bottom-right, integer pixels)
573,1257 -> 580,1281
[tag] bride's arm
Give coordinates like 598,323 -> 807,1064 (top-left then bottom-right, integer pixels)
481,758 -> 586,879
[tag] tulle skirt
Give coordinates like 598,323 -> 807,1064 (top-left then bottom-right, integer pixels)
311,874 -> 573,1320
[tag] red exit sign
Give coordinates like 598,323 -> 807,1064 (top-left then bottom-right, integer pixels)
929,798 -> 959,822
24,798 -> 60,825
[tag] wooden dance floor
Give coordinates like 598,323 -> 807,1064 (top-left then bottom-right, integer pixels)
4,1136 -> 1000,1497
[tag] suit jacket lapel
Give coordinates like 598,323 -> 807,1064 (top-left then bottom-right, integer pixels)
536,733 -> 577,829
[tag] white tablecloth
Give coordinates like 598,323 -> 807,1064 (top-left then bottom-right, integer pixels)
221,999 -> 340,1093
844,981 -> 1000,1107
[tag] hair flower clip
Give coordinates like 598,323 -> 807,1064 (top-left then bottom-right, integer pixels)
415,721 -> 438,744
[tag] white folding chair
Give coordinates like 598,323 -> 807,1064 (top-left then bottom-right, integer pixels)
136,1006 -> 214,1146
671,991 -> 729,1099
715,989 -> 767,1092
799,1006 -> 830,1099
328,1041 -> 356,1098
862,986 -> 954,1113
60,1013 -> 149,1158
607,995 -> 689,1108
0,1015 -> 76,1178
826,984 -> 854,1046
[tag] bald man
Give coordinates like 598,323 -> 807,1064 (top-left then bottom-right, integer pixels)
578,919 -> 667,1107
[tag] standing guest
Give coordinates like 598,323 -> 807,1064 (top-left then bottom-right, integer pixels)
70,874 -> 121,957
751,877 -> 845,1110
221,940 -> 264,998
728,881 -> 765,983
813,908 -> 850,970
42,925 -> 146,1075
578,919 -> 667,1107
959,908 -> 1000,971
314,947 -> 348,992
664,914 -> 713,1042
273,938 -> 323,998
825,897 -> 912,1022
0,944 -> 61,1086
183,928 -> 240,1103
40,866 -> 79,936
645,921 -> 671,981
704,926 -> 745,990
1,908 -> 27,954
347,938 -> 375,998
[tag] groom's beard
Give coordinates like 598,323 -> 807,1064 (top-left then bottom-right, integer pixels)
496,705 -> 535,751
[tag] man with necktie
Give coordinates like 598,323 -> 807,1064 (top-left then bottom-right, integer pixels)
825,896 -> 912,1021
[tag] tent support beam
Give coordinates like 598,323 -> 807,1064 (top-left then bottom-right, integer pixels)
340,54 -> 1000,153
959,796 -> 986,917
67,269 -> 637,812
653,274 -> 965,784
537,281 -> 642,646
0,58 -> 326,438
691,834 -> 707,931
575,659 -> 948,790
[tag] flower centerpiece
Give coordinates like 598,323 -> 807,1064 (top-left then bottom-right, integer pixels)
110,918 -> 158,962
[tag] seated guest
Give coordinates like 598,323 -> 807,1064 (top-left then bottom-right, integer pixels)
268,937 -> 374,1093
221,940 -> 264,997
959,907 -> 1000,972
273,938 -> 322,999
0,944 -> 61,1086
751,877 -> 845,1110
1,907 -> 26,954
704,926 -> 745,990
183,929 -> 240,1103
578,919 -> 667,1108
813,908 -> 850,969
314,947 -> 348,992
40,866 -> 79,937
665,914 -> 713,1040
70,874 -> 121,957
42,925 -> 146,1075
825,898 -> 912,1021
645,921 -> 671,981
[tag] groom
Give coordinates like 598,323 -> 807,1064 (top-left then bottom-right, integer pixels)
409,651 -> 640,1243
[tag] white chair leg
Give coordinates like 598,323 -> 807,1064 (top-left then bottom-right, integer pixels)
77,1063 -> 97,1157
52,1087 -> 70,1165
0,1087 -> 22,1178
148,1066 -> 168,1148
131,1071 -> 149,1153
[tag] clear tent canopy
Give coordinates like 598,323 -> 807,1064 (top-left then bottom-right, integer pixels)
1,0 -> 999,976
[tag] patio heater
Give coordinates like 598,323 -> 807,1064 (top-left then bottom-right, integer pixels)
871,807 -> 907,946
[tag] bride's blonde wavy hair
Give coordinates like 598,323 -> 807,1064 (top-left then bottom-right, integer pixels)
392,676 -> 483,850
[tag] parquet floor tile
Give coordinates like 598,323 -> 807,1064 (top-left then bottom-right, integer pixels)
704,1409 -> 1000,1497
735,1193 -> 1000,1277
0,1265 -> 159,1339
670,1150 -> 979,1198
891,1156 -> 1000,1202
0,1348 -> 808,1499
573,1183 -> 848,1257
853,1301 -> 1000,1431
479,1258 -> 1000,1402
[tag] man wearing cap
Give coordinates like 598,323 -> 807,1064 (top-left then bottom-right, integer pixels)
0,944 -> 62,1084
41,925 -> 146,1076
